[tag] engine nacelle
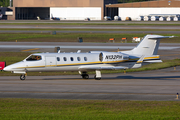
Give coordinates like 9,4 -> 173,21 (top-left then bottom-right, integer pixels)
99,52 -> 129,62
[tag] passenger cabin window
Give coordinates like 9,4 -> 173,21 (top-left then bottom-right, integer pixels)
77,57 -> 81,61
70,57 -> 74,61
63,57 -> 67,61
57,57 -> 60,61
26,55 -> 42,61
84,57 -> 87,61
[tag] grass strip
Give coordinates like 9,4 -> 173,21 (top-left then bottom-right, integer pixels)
0,33 -> 179,43
0,52 -> 180,76
0,98 -> 180,120
1,28 -> 180,31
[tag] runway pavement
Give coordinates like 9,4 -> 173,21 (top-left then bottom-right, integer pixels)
1,20 -> 180,24
1,21 -> 179,33
0,67 -> 180,101
0,25 -> 180,30
1,42 -> 180,50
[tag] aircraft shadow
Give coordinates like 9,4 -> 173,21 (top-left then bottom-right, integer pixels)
113,75 -> 180,80
41,75 -> 180,80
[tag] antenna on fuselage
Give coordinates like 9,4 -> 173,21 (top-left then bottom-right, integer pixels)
54,47 -> 60,53
77,50 -> 81,53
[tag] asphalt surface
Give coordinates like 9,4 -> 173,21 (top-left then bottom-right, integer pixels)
0,21 -> 180,34
0,67 -> 180,101
0,25 -> 180,30
1,20 -> 180,24
1,20 -> 180,33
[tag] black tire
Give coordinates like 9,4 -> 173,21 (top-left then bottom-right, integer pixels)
82,74 -> 89,79
20,75 -> 26,80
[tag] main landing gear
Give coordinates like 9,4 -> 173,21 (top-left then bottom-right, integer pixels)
81,72 -> 89,79
80,70 -> 101,80
82,74 -> 89,79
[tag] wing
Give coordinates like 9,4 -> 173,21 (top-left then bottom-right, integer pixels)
78,65 -> 127,71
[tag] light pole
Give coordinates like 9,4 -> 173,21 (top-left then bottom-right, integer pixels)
10,0 -> 12,7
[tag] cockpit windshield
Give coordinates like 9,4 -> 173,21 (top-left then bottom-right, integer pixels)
26,55 -> 42,61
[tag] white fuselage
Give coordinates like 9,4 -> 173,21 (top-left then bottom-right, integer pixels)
4,52 -> 141,74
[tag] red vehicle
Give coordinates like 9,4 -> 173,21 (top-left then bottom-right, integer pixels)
0,62 -> 6,70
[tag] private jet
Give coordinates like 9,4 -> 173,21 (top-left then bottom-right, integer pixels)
3,34 -> 174,80
51,14 -> 60,20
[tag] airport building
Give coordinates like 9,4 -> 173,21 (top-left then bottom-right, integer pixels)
2,0 -> 180,21
106,0 -> 180,21
12,0 -> 117,20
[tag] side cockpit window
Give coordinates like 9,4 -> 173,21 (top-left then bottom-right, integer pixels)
26,55 -> 42,61
123,55 -> 129,60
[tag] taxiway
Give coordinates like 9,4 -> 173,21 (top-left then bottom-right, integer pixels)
0,67 -> 180,101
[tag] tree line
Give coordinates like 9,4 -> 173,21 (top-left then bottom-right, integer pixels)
0,0 -> 13,7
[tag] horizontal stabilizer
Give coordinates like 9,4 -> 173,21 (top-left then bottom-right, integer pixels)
149,36 -> 174,39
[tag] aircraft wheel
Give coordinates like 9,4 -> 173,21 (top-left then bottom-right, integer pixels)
20,75 -> 26,81
94,75 -> 101,80
82,74 -> 89,79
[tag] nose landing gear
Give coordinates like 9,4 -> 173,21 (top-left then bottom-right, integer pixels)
20,74 -> 27,80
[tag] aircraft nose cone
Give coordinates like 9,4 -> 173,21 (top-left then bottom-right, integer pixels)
3,66 -> 11,71
3,67 -> 8,71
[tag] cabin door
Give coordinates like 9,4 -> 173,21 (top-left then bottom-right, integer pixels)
45,57 -> 56,67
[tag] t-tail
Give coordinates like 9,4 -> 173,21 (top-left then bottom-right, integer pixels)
122,34 -> 174,66
131,35 -> 174,56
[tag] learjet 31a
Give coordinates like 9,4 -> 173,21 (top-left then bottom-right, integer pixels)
3,34 -> 174,80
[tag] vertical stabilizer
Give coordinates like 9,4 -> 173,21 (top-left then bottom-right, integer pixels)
131,35 -> 174,55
